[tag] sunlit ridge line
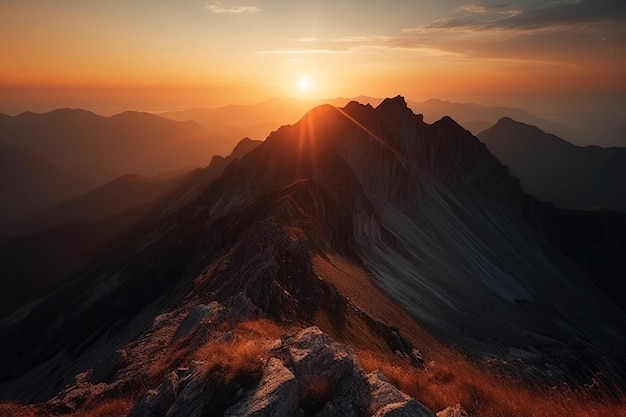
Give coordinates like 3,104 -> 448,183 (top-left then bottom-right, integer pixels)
334,107 -> 411,166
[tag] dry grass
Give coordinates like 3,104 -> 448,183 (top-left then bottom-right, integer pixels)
148,334 -> 195,380
68,398 -> 133,417
0,398 -> 133,417
194,333 -> 267,385
300,374 -> 335,414
148,319 -> 284,381
0,402 -> 38,417
358,350 -> 626,417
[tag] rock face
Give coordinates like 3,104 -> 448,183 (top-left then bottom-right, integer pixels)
224,358 -> 298,417
368,371 -> 434,417
281,327 -> 370,416
129,326 -> 431,417
436,403 -> 469,417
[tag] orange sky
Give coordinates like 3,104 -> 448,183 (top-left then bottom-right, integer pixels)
1,0 -> 625,115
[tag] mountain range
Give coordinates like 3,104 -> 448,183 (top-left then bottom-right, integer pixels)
0,142 -> 102,230
479,117 -> 626,213
159,96 -> 586,147
1,97 -> 624,417
0,108 -> 217,181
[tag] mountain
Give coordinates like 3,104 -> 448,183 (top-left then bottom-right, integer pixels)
0,137 -> 261,321
479,117 -> 626,213
0,108 -> 217,181
1,98 -> 625,416
597,122 -> 626,148
409,98 -> 576,141
159,97 -> 383,154
160,96 -> 582,154
8,172 -> 187,237
0,142 -> 102,229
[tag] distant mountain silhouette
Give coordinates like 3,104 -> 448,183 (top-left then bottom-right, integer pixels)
0,142 -> 101,229
0,108 -> 218,182
408,98 -> 576,141
159,97 -> 383,153
597,122 -> 626,148
479,117 -> 626,213
9,172 -> 187,237
160,96 -> 580,152
0,137 -> 260,319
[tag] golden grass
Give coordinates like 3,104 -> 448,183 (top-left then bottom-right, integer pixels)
0,402 -> 38,417
0,398 -> 133,417
148,335 -> 195,380
299,374 -> 335,414
194,333 -> 267,385
357,350 -> 626,417
68,398 -> 133,417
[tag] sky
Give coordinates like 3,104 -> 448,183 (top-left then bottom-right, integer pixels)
1,0 -> 625,115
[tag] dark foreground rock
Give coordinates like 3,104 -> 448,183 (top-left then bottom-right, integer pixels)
129,326 -> 435,417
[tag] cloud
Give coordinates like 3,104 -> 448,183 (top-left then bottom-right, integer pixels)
206,2 -> 259,14
380,0 -> 624,64
457,3 -> 509,14
428,0 -> 626,31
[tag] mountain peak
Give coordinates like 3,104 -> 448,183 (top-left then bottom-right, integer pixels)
491,116 -> 550,137
376,95 -> 410,114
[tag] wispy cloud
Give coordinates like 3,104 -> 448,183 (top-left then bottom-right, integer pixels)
391,0 -> 626,63
428,0 -> 626,31
457,3 -> 509,14
206,1 -> 259,14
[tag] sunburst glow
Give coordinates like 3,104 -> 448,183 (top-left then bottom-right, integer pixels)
298,77 -> 313,92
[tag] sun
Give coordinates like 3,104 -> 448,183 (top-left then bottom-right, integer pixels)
297,76 -> 313,92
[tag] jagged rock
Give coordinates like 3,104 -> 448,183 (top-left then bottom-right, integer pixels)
367,371 -> 410,410
374,400 -> 435,417
367,371 -> 434,417
436,403 -> 468,417
282,327 -> 370,416
128,372 -> 179,417
224,358 -> 298,417
221,293 -> 263,323
171,302 -> 223,342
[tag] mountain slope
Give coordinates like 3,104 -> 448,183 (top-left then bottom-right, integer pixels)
0,98 -> 624,416
0,138 -> 261,321
0,142 -> 101,229
478,117 -> 626,213
0,108 -> 217,181
9,173 -> 186,237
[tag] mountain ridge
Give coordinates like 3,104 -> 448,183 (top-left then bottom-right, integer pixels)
479,117 -> 626,214
1,97 -> 625,416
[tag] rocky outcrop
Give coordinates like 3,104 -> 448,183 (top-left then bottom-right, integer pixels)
436,403 -> 469,417
224,358 -> 298,417
129,326 -> 434,417
367,371 -> 434,417
279,326 -> 371,416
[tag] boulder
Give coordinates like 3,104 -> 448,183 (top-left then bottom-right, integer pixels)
128,372 -> 179,417
282,327 -> 370,416
224,358 -> 298,417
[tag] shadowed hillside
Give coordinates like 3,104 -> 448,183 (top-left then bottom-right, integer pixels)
479,117 -> 626,213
